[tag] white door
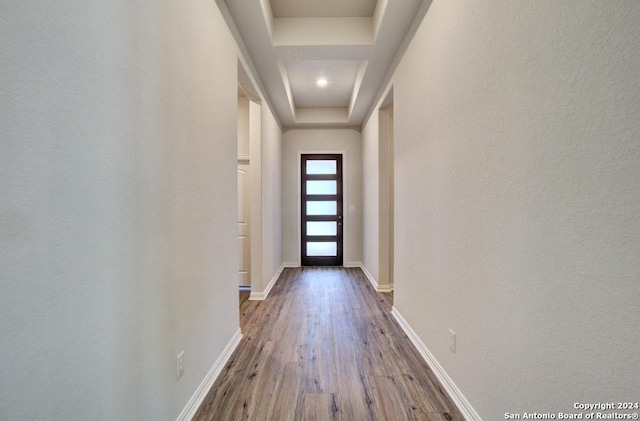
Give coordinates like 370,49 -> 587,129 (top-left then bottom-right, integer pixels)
238,164 -> 251,287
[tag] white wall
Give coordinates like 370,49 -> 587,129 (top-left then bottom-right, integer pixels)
237,94 -> 250,158
259,105 -> 283,290
362,114 -> 381,280
241,96 -> 283,298
1,1 -> 240,420
362,106 -> 393,290
390,1 -> 640,419
378,108 -> 393,288
282,129 -> 363,266
248,100 -> 264,293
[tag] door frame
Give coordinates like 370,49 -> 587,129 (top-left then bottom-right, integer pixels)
237,159 -> 251,286
301,154 -> 343,266
297,150 -> 348,266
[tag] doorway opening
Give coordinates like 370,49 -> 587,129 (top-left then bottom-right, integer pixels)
237,59 -> 262,293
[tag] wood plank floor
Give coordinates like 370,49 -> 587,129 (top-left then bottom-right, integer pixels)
194,267 -> 464,421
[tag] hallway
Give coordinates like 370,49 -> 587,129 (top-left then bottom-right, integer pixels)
194,268 -> 463,420
3,2 -> 639,419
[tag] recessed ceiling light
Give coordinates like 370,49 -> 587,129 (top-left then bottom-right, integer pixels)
316,79 -> 328,87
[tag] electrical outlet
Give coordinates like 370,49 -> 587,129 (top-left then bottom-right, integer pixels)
448,329 -> 456,353
177,351 -> 185,380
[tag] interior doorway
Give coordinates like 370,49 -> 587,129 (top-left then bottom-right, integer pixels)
237,88 -> 251,287
236,59 -> 262,292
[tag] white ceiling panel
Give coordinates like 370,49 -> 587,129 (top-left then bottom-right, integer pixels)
270,0 -> 377,18
287,61 -> 361,108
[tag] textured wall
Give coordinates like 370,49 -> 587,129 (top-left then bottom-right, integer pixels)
362,107 -> 394,289
362,113 -> 381,281
281,129 -> 363,265
1,1 -> 239,419
392,1 -> 640,419
260,105 -> 283,289
238,95 -> 250,158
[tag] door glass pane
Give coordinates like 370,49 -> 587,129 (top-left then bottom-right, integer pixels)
307,221 -> 337,236
306,201 -> 337,215
306,160 -> 336,175
307,242 -> 337,256
307,180 -> 336,195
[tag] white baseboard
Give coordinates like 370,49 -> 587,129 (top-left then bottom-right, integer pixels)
282,262 -> 299,268
376,283 -> 393,292
350,262 -> 394,293
357,262 -> 379,290
391,308 -> 482,421
249,263 -> 286,301
176,328 -> 242,421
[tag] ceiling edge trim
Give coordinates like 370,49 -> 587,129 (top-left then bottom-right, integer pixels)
217,0 -> 283,129
361,0 -> 434,130
238,60 -> 261,103
272,17 -> 374,47
295,107 -> 349,124
348,61 -> 369,121
277,61 -> 297,120
372,0 -> 389,43
258,0 -> 274,40
283,125 -> 362,133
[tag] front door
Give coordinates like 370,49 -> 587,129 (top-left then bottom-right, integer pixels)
301,154 -> 343,266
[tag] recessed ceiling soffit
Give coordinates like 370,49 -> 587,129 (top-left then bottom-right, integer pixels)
223,0 -> 430,129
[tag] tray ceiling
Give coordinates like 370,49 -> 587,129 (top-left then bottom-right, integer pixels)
218,0 -> 433,129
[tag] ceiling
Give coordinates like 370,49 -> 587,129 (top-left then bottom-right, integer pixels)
270,0 -> 377,18
217,0 -> 432,130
